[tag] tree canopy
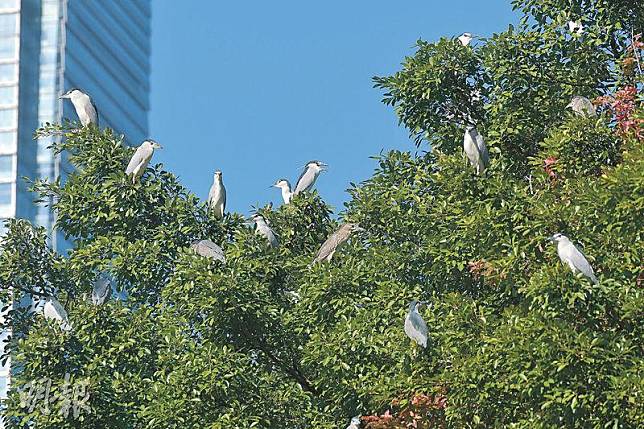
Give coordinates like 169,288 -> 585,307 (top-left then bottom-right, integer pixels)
1,1 -> 642,427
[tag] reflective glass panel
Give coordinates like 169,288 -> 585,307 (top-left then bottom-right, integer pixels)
0,37 -> 17,60
0,85 -> 15,105
0,108 -> 14,128
0,182 -> 10,204
0,13 -> 16,36
0,155 -> 12,180
0,63 -> 15,82
0,131 -> 13,152
0,0 -> 18,10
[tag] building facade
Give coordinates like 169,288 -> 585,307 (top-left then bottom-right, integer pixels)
0,0 -> 151,407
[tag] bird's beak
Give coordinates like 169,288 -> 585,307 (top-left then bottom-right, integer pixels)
320,163 -> 329,171
155,144 -> 163,149
546,235 -> 555,242
354,226 -> 365,232
565,103 -> 572,109
58,94 -> 67,99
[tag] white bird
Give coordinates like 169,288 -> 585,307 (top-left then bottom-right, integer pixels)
272,179 -> 293,204
463,126 -> 489,175
125,139 -> 162,184
312,223 -> 364,264
43,297 -> 72,332
59,88 -> 98,127
191,239 -> 226,263
548,233 -> 598,284
458,32 -> 474,46
346,416 -> 361,429
91,274 -> 111,305
566,96 -> 596,117
208,170 -> 226,219
404,300 -> 428,348
568,20 -> 583,35
252,214 -> 279,248
293,160 -> 327,195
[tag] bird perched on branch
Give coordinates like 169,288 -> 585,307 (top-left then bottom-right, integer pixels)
294,160 -> 327,195
125,139 -> 162,184
208,170 -> 226,219
548,233 -> 598,284
312,223 -> 364,264
191,239 -> 226,263
252,214 -> 279,248
463,126 -> 489,175
91,273 -> 111,305
272,179 -> 293,204
566,96 -> 596,117
59,88 -> 99,127
404,300 -> 428,348
43,297 -> 72,332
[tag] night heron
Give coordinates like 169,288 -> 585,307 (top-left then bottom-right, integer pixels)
91,273 -> 111,305
548,233 -> 598,284
404,300 -> 428,348
346,416 -> 361,429
566,96 -> 596,117
208,170 -> 226,219
312,223 -> 364,264
251,214 -> 279,248
294,160 -> 327,195
59,88 -> 98,127
191,239 -> 226,263
568,20 -> 583,35
463,126 -> 489,175
43,297 -> 72,332
272,179 -> 293,204
125,139 -> 162,184
458,32 -> 473,46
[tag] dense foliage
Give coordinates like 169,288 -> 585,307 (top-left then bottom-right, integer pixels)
1,1 -> 642,427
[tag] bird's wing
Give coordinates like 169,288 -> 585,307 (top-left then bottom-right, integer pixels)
463,131 -> 481,164
314,232 -> 340,262
409,312 -> 428,337
475,132 -> 489,165
567,244 -> 597,281
294,167 -> 315,194
266,227 -> 279,247
50,299 -> 68,321
125,145 -> 150,174
87,100 -> 99,125
222,185 -> 226,213
207,183 -> 217,205
200,240 -> 226,262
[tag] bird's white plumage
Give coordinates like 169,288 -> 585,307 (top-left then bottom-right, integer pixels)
458,32 -> 473,46
61,89 -> 98,127
273,179 -> 293,204
551,234 -> 598,284
253,215 -> 279,248
208,172 -> 226,219
566,96 -> 596,117
404,301 -> 428,348
463,127 -> 489,175
294,162 -> 325,195
126,140 -> 158,183
191,239 -> 226,263
91,274 -> 111,305
43,298 -> 72,331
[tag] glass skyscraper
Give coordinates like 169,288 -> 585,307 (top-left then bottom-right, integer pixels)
0,0 -> 151,408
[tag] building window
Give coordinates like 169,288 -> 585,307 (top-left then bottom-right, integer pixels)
0,37 -> 17,60
0,130 -> 13,152
0,107 -> 15,128
0,0 -> 19,10
0,13 -> 17,36
0,155 -> 12,180
0,182 -> 11,205
0,62 -> 15,83
0,85 -> 16,106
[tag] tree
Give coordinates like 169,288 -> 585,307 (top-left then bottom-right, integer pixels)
1,0 -> 642,427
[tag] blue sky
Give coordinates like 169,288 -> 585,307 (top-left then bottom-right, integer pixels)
150,1 -> 517,214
